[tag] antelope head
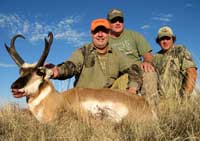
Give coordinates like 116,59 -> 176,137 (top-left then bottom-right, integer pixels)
5,32 -> 53,99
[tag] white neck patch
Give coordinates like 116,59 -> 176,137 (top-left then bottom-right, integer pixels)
34,107 -> 45,122
28,86 -> 51,110
24,79 -> 42,95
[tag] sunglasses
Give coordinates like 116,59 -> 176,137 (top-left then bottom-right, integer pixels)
159,36 -> 171,41
110,17 -> 124,23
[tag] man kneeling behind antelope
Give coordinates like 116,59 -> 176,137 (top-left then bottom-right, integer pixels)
5,19 -> 157,123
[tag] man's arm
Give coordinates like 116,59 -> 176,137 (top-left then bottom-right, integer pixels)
44,60 -> 77,80
143,52 -> 153,62
117,49 -> 143,94
140,52 -> 155,72
126,64 -> 143,94
180,46 -> 198,96
183,67 -> 197,95
46,48 -> 84,80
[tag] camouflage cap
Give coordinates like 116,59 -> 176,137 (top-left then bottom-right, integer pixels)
107,9 -> 124,21
157,26 -> 175,39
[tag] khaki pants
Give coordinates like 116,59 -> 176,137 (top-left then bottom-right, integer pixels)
111,74 -> 128,91
111,72 -> 159,107
141,72 -> 159,108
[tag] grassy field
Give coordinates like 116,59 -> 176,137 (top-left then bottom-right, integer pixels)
1,96 -> 200,141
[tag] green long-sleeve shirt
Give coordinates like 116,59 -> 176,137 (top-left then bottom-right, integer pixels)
55,43 -> 142,89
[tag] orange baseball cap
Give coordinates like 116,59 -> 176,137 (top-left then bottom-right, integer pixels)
91,18 -> 110,32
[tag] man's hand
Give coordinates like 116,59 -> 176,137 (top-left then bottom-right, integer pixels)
44,67 -> 54,79
142,52 -> 155,72
44,63 -> 59,78
140,62 -> 155,72
127,87 -> 137,94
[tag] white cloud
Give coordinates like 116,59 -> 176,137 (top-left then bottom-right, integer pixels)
141,24 -> 150,29
153,17 -> 171,22
0,63 -> 16,68
0,13 -> 88,47
23,21 -> 30,33
152,13 -> 173,22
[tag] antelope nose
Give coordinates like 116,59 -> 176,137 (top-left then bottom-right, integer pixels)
11,82 -> 20,89
11,74 -> 30,89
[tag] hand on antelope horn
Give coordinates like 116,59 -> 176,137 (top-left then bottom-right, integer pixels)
43,63 -> 55,79
127,87 -> 137,95
42,63 -> 59,79
36,66 -> 54,80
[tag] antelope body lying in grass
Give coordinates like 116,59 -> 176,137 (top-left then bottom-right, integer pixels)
5,32 -> 153,123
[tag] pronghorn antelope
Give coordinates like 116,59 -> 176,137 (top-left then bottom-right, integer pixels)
5,32 -> 153,123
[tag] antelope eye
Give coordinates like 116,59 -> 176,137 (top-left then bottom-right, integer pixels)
36,68 -> 45,76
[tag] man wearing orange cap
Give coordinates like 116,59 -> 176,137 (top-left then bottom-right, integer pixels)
153,26 -> 197,98
46,18 -> 142,94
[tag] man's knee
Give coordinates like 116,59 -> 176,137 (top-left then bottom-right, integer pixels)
141,71 -> 159,104
111,74 -> 128,91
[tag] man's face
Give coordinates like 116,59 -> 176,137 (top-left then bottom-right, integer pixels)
110,17 -> 124,33
92,26 -> 109,49
158,36 -> 174,51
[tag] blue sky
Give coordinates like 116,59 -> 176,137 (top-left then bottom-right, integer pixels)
0,0 -> 200,106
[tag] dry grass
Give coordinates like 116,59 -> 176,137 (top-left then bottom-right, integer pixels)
1,95 -> 200,141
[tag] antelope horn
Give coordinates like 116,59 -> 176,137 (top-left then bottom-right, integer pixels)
5,34 -> 25,67
36,32 -> 53,67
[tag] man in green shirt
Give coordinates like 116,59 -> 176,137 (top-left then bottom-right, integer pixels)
107,9 -> 159,105
153,26 -> 197,98
46,18 -> 142,94
107,8 -> 154,71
